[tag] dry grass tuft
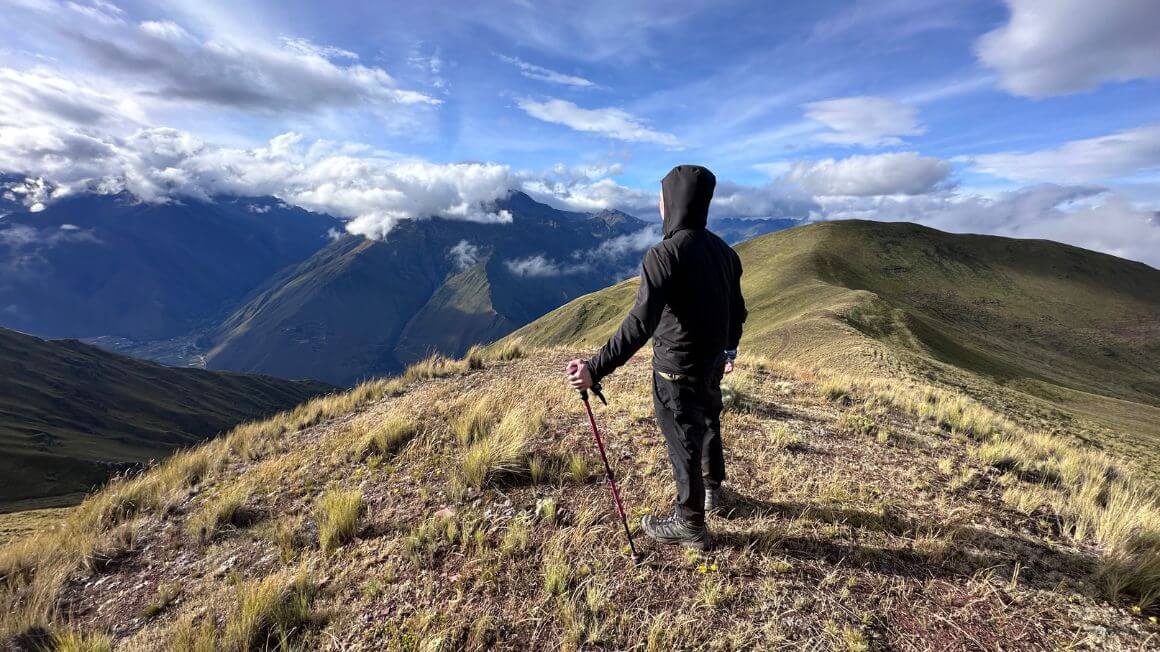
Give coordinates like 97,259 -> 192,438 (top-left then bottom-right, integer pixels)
459,405 -> 543,488
164,574 -> 315,650
51,628 -> 113,652
768,423 -> 802,450
170,614 -> 218,652
187,486 -> 251,544
566,452 -> 591,483
359,415 -> 419,458
454,398 -> 496,446
317,489 -> 364,554
487,339 -> 525,362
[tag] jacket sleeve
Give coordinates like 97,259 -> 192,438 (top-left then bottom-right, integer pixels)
587,245 -> 673,382
727,252 -> 747,351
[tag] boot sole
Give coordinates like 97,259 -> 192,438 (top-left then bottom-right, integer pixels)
680,537 -> 711,552
645,532 -> 712,551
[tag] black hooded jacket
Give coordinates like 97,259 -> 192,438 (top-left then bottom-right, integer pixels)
587,165 -> 747,382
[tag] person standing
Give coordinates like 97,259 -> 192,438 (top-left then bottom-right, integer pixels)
566,164 -> 747,551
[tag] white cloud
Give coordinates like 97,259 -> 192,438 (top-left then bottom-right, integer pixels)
1,176 -> 71,212
0,67 -> 146,128
408,44 -> 447,91
976,0 -> 1160,97
0,222 -> 99,247
279,36 -> 359,61
963,123 -> 1160,184
516,98 -> 681,148
584,226 -> 660,260
804,96 -> 924,147
712,181 -> 820,219
521,177 -> 655,215
499,55 -> 596,88
448,240 -> 481,270
817,185 -> 1160,268
0,123 -> 517,239
504,254 -> 588,277
65,0 -> 125,25
520,168 -> 820,220
61,18 -> 438,118
783,152 -> 952,196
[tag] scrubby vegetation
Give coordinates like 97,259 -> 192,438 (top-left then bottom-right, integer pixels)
2,343 -> 1158,649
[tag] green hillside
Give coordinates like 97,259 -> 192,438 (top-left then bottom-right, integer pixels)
393,262 -> 519,365
0,328 -> 332,511
509,220 -> 1160,475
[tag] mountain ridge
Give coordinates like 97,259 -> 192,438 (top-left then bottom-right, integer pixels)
509,219 -> 1160,475
0,326 -> 333,511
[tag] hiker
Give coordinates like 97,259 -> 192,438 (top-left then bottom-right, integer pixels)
566,164 -> 746,551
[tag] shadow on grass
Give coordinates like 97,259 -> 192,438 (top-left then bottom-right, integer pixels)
713,490 -> 1098,596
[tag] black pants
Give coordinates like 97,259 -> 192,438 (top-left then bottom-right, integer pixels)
652,367 -> 725,526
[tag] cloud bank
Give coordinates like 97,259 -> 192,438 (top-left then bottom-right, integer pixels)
818,185 -> 1160,268
67,20 -> 438,115
784,152 -> 952,196
963,123 -> 1160,184
977,0 -> 1160,97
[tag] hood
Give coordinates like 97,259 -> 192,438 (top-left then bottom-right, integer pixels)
661,164 -> 716,238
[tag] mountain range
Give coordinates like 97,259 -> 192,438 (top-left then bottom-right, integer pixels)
0,177 -> 341,343
1,176 -> 798,385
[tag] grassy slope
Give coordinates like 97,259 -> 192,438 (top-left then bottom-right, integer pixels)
0,328 -> 332,511
508,220 -> 1160,478
0,509 -> 64,547
393,262 -> 519,365
3,348 -> 1157,649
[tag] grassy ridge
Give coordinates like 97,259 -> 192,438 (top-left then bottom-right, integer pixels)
0,328 -> 332,511
4,345 -> 1159,648
508,220 -> 1160,476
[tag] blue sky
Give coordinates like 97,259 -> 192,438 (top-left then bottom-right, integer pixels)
2,0 -> 1159,263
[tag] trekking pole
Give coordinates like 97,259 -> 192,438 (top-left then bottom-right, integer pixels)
579,383 -> 643,563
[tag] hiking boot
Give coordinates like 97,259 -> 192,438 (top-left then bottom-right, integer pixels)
641,513 -> 710,551
705,487 -> 722,515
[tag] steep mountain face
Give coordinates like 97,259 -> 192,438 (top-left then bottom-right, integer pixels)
0,181 -> 340,341
510,220 -> 1160,471
0,327 -> 332,511
205,192 -> 650,385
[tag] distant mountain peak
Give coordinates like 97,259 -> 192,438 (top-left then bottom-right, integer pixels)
589,208 -> 635,225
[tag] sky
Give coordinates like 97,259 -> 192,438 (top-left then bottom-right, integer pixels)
1,0 -> 1159,264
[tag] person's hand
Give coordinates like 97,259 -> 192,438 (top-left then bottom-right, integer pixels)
723,360 -> 734,375
566,359 -> 593,391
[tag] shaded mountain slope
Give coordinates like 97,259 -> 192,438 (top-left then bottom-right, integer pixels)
0,327 -> 332,511
0,184 -> 340,341
508,220 -> 1160,475
2,348 -> 1158,648
393,262 -> 519,364
206,192 -> 649,385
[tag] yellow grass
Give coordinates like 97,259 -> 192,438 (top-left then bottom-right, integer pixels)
459,405 -> 543,488
317,489 -> 364,554
359,415 -> 419,458
187,486 -> 250,544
